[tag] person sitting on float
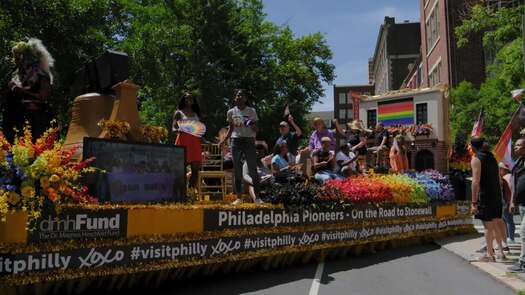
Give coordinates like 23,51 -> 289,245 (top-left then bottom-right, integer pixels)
294,117 -> 333,178
275,114 -> 302,157
336,143 -> 358,177
172,91 -> 204,191
243,143 -> 273,201
271,140 -> 296,182
334,119 -> 369,173
313,137 -> 343,183
309,117 -> 336,152
389,134 -> 409,173
3,38 -> 54,142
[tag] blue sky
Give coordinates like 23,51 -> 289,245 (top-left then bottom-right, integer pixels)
263,0 -> 420,112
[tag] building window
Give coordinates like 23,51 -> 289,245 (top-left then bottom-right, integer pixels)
425,2 -> 440,51
428,61 -> 442,86
416,103 -> 428,124
338,93 -> 347,104
339,109 -> 346,120
367,109 -> 377,129
347,109 -> 353,121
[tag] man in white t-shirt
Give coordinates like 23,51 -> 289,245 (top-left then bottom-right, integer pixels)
336,143 -> 358,177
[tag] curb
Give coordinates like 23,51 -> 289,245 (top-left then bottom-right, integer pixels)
470,261 -> 525,292
436,234 -> 525,293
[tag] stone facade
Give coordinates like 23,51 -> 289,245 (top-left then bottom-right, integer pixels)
408,139 -> 449,173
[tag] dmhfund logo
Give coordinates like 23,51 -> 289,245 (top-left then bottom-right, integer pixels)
38,213 -> 121,232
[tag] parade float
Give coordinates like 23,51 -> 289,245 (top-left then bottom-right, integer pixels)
358,87 -> 451,173
0,81 -> 473,294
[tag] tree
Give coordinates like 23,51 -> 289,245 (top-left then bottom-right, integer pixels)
1,0 -> 334,144
452,4 -> 525,144
119,0 -> 334,143
450,81 -> 479,140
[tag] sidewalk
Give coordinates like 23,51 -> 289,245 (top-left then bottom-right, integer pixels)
436,221 -> 525,292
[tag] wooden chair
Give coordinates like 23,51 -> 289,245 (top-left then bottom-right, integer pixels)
197,144 -> 226,200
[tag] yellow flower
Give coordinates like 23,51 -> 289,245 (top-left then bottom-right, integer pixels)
21,186 -> 35,198
58,183 -> 67,192
40,176 -> 50,189
7,192 -> 20,205
48,157 -> 61,169
49,174 -> 60,183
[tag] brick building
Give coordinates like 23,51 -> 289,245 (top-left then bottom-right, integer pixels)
333,84 -> 374,126
370,17 -> 421,95
411,0 -> 486,89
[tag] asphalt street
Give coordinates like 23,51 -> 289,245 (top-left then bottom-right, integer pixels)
116,243 -> 516,295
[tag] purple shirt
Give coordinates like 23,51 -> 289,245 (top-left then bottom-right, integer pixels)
309,129 -> 336,151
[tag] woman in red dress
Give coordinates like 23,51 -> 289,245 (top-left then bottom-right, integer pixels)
172,92 -> 203,189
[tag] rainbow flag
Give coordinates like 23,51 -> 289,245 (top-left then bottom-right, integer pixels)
378,98 -> 414,126
494,105 -> 522,169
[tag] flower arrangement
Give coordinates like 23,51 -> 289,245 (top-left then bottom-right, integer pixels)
259,177 -> 323,207
141,125 -> 168,144
98,119 -> 130,140
405,170 -> 455,203
0,125 -> 97,224
374,174 -> 428,204
323,176 -> 393,204
386,124 -> 433,137
259,169 -> 454,207
412,124 -> 433,137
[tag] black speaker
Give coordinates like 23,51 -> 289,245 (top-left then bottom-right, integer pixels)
71,50 -> 130,97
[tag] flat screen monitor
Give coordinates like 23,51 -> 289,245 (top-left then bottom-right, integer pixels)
82,138 -> 187,203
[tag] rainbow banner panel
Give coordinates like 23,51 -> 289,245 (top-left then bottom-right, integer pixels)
378,98 -> 414,126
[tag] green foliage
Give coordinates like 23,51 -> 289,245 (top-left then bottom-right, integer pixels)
0,0 -> 334,144
450,81 -> 479,140
456,4 -> 524,52
452,4 -> 525,144
119,0 -> 334,143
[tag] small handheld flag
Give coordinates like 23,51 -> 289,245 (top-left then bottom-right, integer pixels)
283,104 -> 290,118
471,109 -> 484,138
511,89 -> 525,103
